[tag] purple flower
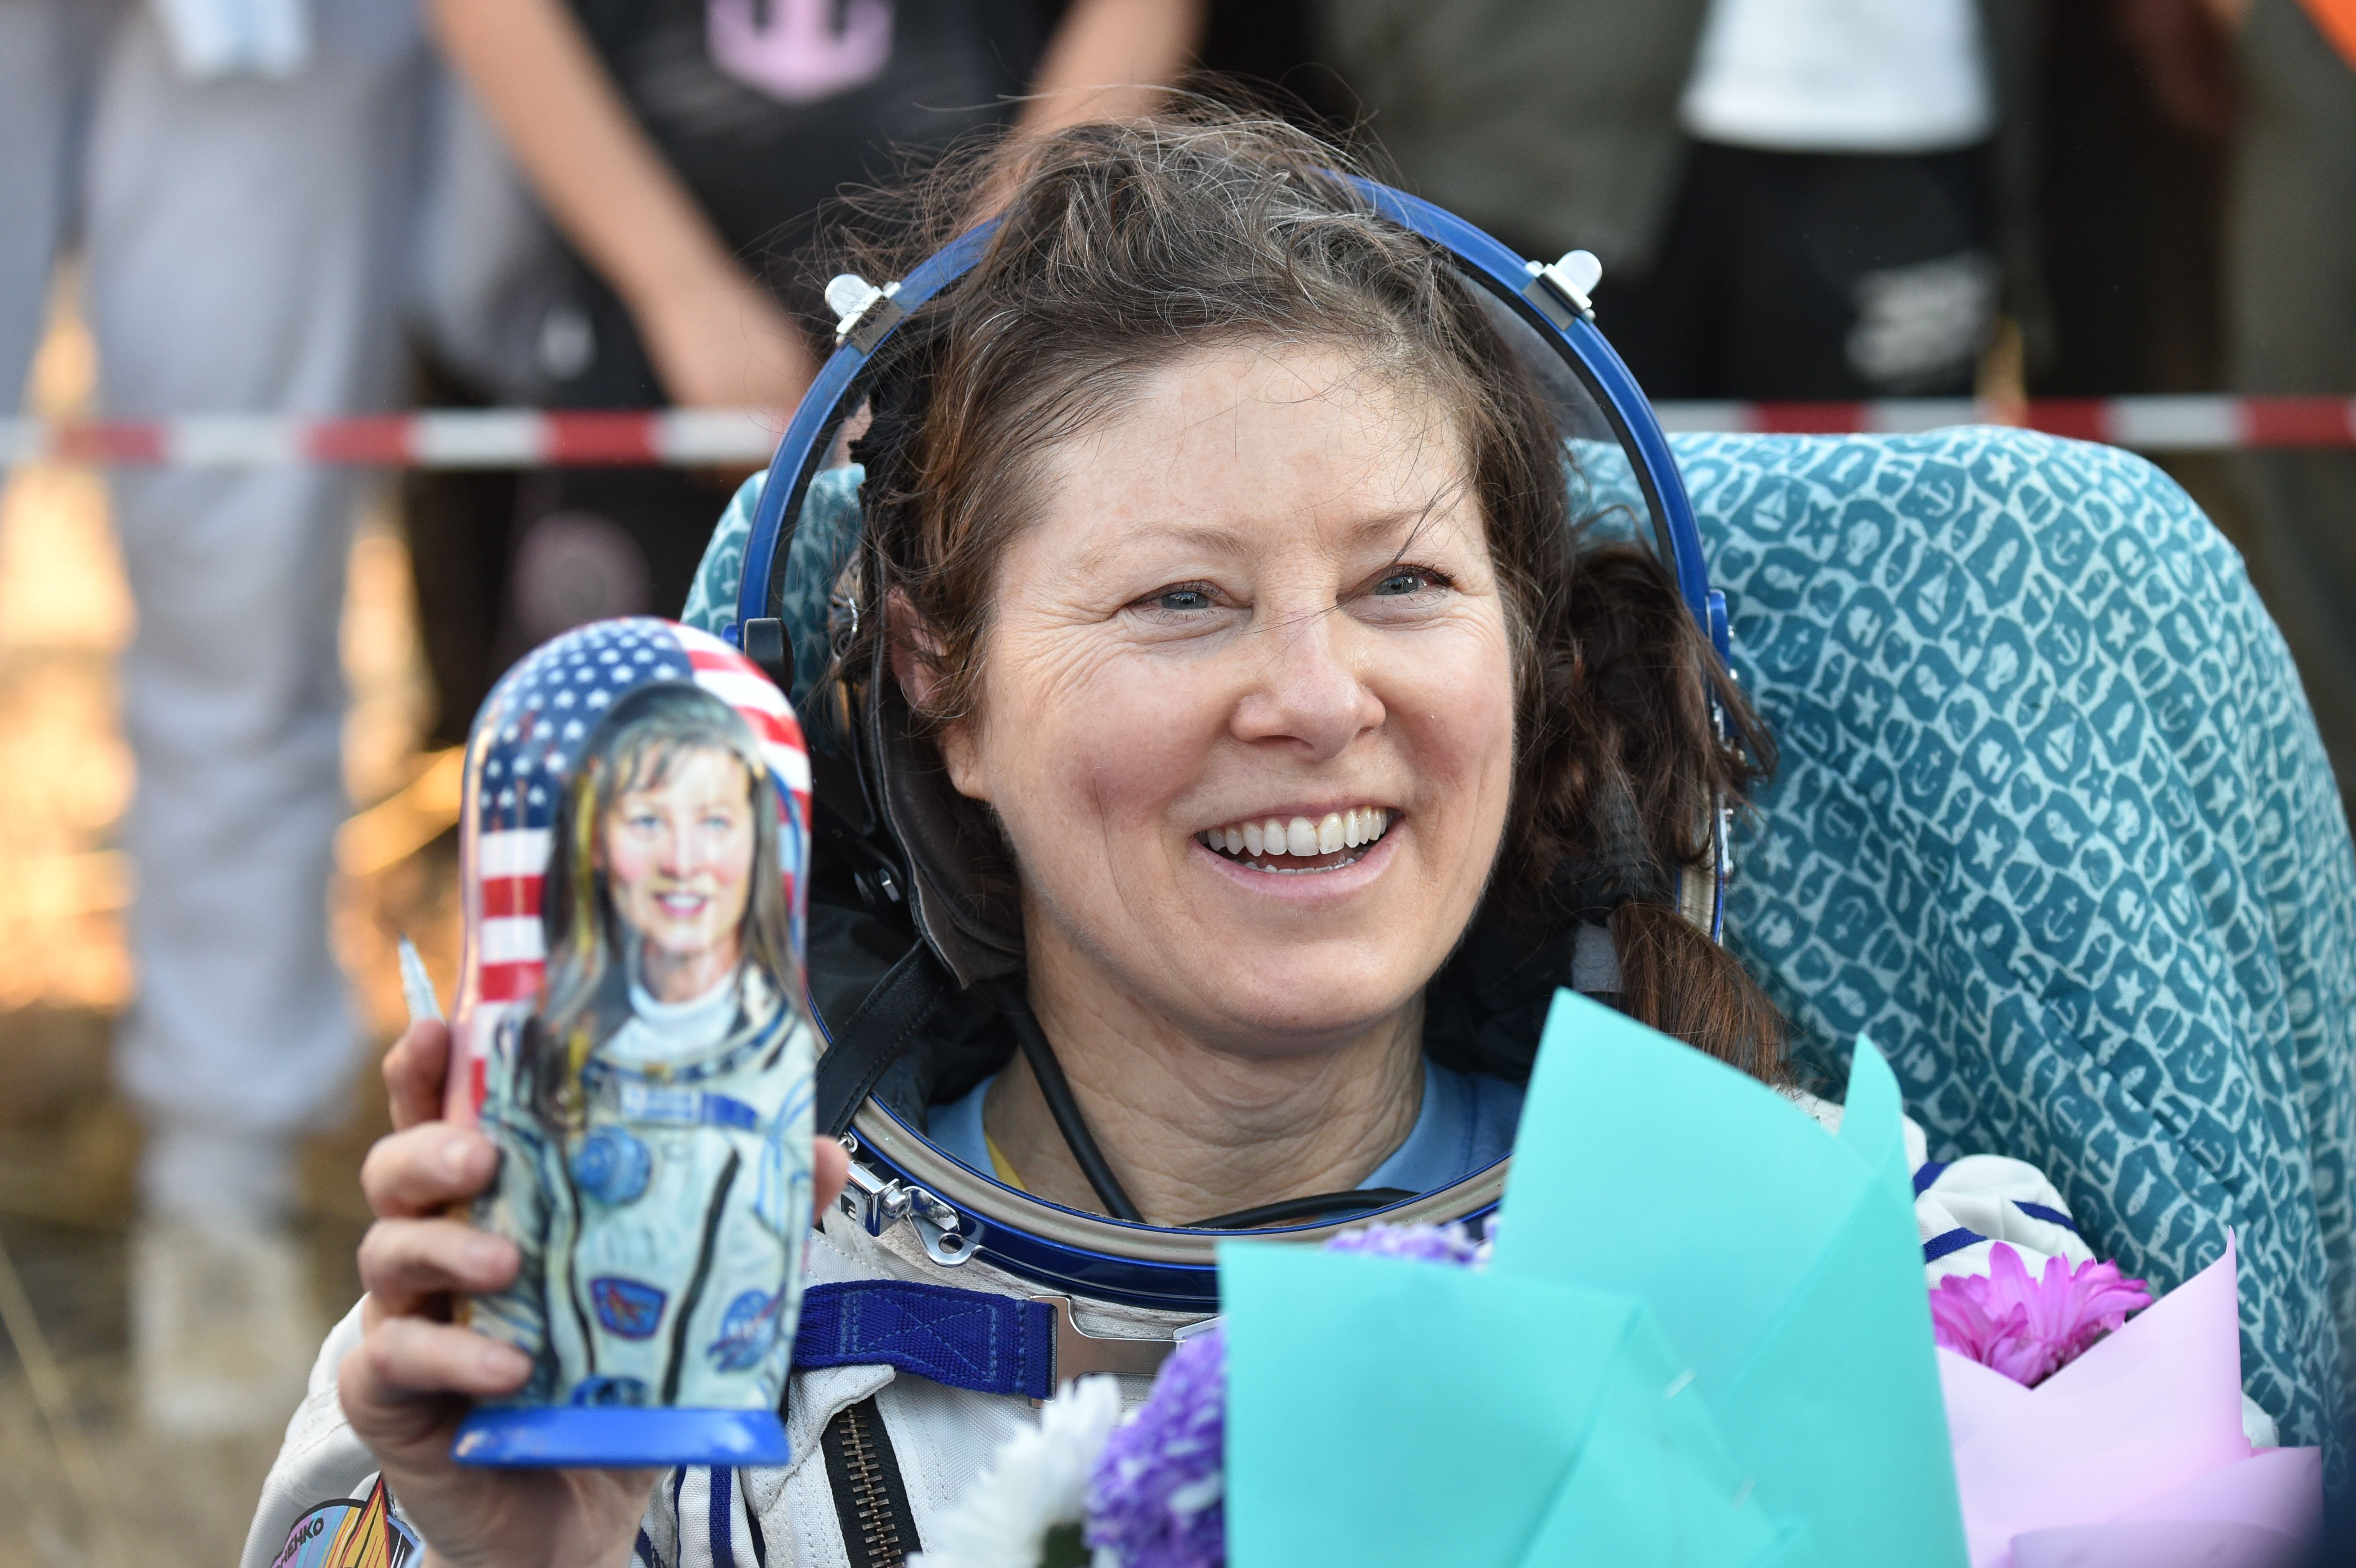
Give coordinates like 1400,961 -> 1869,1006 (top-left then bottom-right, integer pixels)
1087,1328 -> 1227,1568
1081,1223 -> 1489,1567
1318,1220 -> 1490,1268
1930,1243 -> 2152,1387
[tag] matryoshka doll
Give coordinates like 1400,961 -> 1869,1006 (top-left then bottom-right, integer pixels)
443,617 -> 816,1465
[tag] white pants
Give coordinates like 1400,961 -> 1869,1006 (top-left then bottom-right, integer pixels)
0,0 -> 427,1220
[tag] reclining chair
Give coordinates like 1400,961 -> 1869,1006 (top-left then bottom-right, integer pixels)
1682,428 -> 2355,1448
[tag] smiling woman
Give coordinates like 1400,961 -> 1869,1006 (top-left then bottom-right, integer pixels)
902,341 -> 1525,1223
246,103 -> 1829,1568
823,114 -> 1782,1235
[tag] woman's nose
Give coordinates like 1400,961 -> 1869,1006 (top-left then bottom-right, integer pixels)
1231,610 -> 1382,760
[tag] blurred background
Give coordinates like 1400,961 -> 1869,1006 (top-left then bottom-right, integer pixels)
0,0 -> 2349,1562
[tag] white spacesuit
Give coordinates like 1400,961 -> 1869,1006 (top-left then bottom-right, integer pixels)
469,967 -> 816,1412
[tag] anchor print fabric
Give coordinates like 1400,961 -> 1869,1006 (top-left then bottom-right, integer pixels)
1675,430 -> 2356,1448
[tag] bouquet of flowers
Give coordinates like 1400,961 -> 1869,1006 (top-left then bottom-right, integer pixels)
911,995 -> 2320,1568
1935,1237 -> 2320,1567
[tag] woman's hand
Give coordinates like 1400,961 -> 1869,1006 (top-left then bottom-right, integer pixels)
344,1020 -> 651,1568
343,1019 -> 850,1568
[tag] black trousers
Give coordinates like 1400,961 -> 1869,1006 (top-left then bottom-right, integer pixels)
1597,140 -> 1998,402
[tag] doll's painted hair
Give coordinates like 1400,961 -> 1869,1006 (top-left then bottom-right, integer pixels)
526,682 -> 800,1126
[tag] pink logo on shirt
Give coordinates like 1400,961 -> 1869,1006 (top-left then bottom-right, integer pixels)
707,0 -> 893,105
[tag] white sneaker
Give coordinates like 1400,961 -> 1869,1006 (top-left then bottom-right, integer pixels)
131,1214 -> 323,1437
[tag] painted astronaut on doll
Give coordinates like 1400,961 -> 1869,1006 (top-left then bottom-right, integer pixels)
469,682 -> 815,1413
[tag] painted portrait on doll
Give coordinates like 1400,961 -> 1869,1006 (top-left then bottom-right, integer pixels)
465,678 -> 816,1420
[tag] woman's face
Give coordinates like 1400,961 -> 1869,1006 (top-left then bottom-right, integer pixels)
936,341 -> 1518,1053
599,746 -> 758,971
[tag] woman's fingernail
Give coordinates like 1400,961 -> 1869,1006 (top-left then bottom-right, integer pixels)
478,1341 -> 525,1380
440,1133 -> 478,1179
466,1234 -> 509,1274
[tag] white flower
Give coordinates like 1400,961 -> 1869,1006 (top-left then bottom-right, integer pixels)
909,1376 -> 1123,1568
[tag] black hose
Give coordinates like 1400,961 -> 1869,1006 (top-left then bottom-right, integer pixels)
994,984 -> 1144,1223
1188,1188 -> 1418,1230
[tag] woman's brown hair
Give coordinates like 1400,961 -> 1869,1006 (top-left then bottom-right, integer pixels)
828,100 -> 1785,1081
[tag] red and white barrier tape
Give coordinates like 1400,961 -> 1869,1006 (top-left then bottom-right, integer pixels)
0,409 -> 781,469
4,397 -> 2355,468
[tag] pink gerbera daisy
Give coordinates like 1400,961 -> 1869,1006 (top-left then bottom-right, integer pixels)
1930,1242 -> 2153,1386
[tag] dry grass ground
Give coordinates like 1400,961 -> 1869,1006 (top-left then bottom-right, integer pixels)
0,290 -> 461,1567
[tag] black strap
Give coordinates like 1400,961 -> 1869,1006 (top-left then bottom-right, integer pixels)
995,983 -> 1143,1223
815,943 -> 955,1137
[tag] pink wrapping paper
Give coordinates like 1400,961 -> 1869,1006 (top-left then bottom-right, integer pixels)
1936,1237 -> 2322,1568
2007,1448 -> 2324,1568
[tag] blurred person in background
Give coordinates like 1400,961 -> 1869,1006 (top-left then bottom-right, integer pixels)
1313,0 -> 2036,401
2222,0 -> 2356,798
0,0 -> 428,1433
2031,0 -> 2238,401
407,0 -> 1203,743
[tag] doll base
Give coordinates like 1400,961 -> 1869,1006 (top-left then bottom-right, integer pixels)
452,1405 -> 789,1467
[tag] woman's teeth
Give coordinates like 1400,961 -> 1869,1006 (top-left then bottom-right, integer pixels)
1197,808 -> 1393,871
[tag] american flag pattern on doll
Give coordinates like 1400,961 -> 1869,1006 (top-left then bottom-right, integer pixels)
451,617 -> 811,1116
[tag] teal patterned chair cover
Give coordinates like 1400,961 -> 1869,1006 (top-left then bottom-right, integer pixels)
683,428 -> 2356,1445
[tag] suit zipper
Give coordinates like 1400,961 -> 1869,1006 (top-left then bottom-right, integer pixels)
820,1396 -> 919,1568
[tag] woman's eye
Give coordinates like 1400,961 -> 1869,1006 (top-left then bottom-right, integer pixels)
1140,585 -> 1218,614
1372,567 -> 1446,598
